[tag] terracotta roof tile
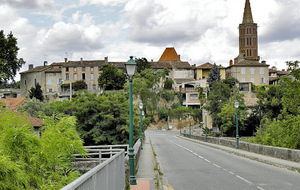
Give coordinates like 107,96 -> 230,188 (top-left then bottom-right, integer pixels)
20,66 -> 50,74
51,62 -> 65,66
196,62 -> 226,69
45,68 -> 61,73
229,60 -> 269,67
0,97 -> 26,111
159,47 -> 181,62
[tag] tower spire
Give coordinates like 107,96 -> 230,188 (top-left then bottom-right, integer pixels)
243,0 -> 254,24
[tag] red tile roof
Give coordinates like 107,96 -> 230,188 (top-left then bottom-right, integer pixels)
0,97 -> 26,111
20,66 -> 50,74
159,47 -> 181,62
228,60 -> 269,68
196,62 -> 226,69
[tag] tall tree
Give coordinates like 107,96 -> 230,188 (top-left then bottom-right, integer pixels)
98,64 -> 126,90
73,80 -> 87,91
207,63 -> 221,90
28,83 -> 44,101
136,57 -> 151,73
0,30 -> 25,83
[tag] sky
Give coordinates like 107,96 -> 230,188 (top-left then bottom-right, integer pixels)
1,0 -> 300,81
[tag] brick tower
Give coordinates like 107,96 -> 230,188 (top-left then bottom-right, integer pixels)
238,0 -> 260,61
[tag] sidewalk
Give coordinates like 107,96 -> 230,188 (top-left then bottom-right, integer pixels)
131,131 -> 156,190
179,135 -> 300,172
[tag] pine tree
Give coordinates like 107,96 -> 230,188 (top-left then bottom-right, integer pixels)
28,83 -> 44,101
207,63 -> 221,90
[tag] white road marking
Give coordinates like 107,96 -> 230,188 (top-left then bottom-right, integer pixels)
236,175 -> 253,184
257,186 -> 266,190
168,140 -> 263,188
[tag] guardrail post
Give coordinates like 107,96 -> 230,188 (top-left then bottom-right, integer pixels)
99,150 -> 102,163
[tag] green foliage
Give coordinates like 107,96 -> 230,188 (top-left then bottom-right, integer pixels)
136,57 -> 151,73
41,100 -> 72,116
73,80 -> 87,91
163,78 -> 174,89
252,115 -> 300,149
0,80 -> 20,89
98,64 -> 126,90
18,98 -> 44,117
69,91 -> 140,145
207,63 -> 221,89
0,109 -> 85,189
28,83 -> 44,101
286,60 -> 300,80
161,90 -> 175,102
170,106 -> 192,120
0,30 -> 25,83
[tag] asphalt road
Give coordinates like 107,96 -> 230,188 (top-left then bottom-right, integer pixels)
148,130 -> 300,190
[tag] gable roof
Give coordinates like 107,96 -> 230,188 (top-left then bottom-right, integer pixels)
159,47 -> 181,62
196,62 -> 226,69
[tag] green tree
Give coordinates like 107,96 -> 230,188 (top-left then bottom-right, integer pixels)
28,83 -> 44,101
0,30 -> 25,83
207,63 -> 221,90
0,109 -> 85,189
286,60 -> 300,80
164,78 -> 174,89
70,91 -> 140,145
73,80 -> 87,91
136,57 -> 151,73
98,64 -> 126,90
18,98 -> 44,117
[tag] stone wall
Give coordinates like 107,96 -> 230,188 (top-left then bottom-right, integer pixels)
183,134 -> 300,162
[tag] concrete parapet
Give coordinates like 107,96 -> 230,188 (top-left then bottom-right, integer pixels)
184,134 -> 300,163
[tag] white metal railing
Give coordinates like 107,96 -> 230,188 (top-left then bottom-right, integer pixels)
62,149 -> 125,190
74,144 -> 129,163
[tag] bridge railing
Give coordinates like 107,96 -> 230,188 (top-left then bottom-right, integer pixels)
74,144 -> 129,163
61,149 -> 126,190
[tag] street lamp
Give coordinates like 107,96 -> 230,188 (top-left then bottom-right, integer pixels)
126,56 -> 137,185
179,117 -> 181,135
139,102 -> 143,150
234,101 -> 239,149
205,110 -> 208,142
189,115 -> 191,138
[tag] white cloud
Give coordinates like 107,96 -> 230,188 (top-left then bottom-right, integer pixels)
79,0 -> 128,6
0,0 -> 54,9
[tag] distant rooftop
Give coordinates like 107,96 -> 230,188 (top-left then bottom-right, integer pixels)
159,47 -> 181,62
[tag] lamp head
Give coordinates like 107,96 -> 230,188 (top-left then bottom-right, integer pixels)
139,102 -> 143,110
125,56 -> 137,77
234,101 -> 239,109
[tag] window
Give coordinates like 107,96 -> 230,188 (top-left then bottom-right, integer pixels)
93,84 -> 97,90
91,67 -> 94,72
47,79 -> 51,85
90,73 -> 94,80
82,73 -> 86,80
34,79 -> 37,85
66,67 -> 69,72
49,89 -> 53,92
53,73 -> 56,76
24,80 -> 27,86
261,78 -> 265,84
241,78 -> 245,82
260,68 -> 264,74
251,78 -> 255,84
241,68 -> 245,74
190,94 -> 198,100
74,73 -> 77,80
250,68 -> 255,74
74,67 -> 77,72
66,74 -> 69,80
99,67 -> 101,71
82,67 -> 85,72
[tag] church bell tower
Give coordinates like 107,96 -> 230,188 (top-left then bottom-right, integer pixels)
239,0 -> 260,61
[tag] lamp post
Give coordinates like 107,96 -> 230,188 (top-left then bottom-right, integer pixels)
205,110 -> 208,142
126,56 -> 137,185
189,115 -> 191,138
179,117 -> 181,135
234,101 -> 239,149
139,102 -> 143,150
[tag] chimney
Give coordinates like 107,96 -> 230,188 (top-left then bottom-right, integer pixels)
80,58 -> 83,64
178,54 -> 181,61
64,58 -> 68,63
282,69 -> 285,71
229,60 -> 233,66
29,64 -> 33,70
105,57 -> 108,64
151,59 -> 153,62
262,60 -> 266,64
44,61 -> 48,67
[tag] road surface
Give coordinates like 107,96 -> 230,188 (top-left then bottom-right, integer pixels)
148,130 -> 300,190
